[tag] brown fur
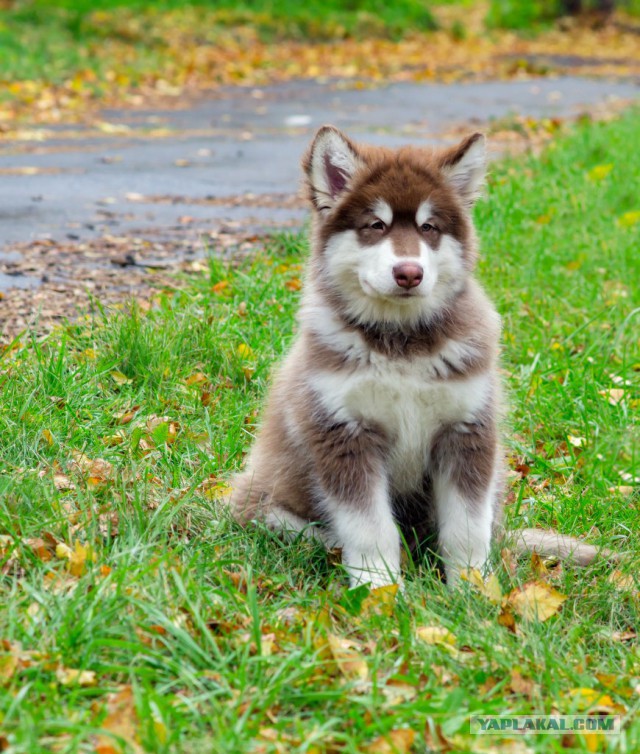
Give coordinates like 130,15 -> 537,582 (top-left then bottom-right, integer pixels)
230,126 -> 609,580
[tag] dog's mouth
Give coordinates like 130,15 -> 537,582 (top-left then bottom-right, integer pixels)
360,278 -> 424,302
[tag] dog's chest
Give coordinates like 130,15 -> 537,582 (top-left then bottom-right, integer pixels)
312,352 -> 491,491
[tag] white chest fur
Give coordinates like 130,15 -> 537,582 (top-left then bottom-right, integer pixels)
309,351 -> 492,492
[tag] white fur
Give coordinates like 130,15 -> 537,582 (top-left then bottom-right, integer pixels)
415,200 -> 433,228
322,479 -> 401,588
265,505 -> 332,546
323,231 -> 466,328
434,474 -> 496,584
309,355 -> 492,493
372,199 -> 394,226
442,136 -> 486,202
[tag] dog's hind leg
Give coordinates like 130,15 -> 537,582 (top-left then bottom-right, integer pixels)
265,505 -> 335,547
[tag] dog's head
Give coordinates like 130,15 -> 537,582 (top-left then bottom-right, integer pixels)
303,126 -> 486,328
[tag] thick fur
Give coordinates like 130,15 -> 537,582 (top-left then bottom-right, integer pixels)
229,126 -> 607,588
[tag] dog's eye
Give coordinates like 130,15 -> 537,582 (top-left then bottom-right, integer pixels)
370,220 -> 386,231
421,222 -> 436,233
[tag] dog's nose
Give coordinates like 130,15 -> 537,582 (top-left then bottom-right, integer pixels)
393,262 -> 423,289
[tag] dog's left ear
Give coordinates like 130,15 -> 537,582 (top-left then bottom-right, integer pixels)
303,125 -> 363,210
439,133 -> 486,205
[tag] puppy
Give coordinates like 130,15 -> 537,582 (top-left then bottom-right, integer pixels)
229,126 -> 606,588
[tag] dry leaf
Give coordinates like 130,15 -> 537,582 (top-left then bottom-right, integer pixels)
509,669 -> 538,698
364,729 -> 415,754
587,164 -> 613,181
56,667 -> 97,687
285,277 -> 302,291
327,633 -> 368,681
359,584 -> 399,618
236,343 -> 254,359
110,370 -> 133,386
416,626 -> 457,647
461,568 -> 503,604
598,388 -> 625,406
95,685 -> 142,754
506,581 -> 566,622
56,540 -> 96,577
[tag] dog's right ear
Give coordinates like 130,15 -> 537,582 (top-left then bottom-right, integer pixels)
303,126 -> 362,210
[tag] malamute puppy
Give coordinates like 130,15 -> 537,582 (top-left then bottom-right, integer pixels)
229,126 -> 602,588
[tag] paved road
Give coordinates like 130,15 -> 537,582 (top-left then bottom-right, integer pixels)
0,75 -> 637,291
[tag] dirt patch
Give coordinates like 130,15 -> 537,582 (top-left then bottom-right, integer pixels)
0,229 -> 267,344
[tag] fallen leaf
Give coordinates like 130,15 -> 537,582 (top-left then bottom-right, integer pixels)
285,277 -> 302,291
363,729 -> 415,753
327,633 -> 368,681
510,669 -> 538,698
587,164 -> 613,181
617,210 -> 640,227
359,584 -> 399,618
506,581 -> 566,622
611,629 -> 636,642
598,388 -> 625,406
461,568 -> 503,604
56,667 -> 97,687
416,625 -> 457,647
95,685 -> 142,754
110,370 -> 133,386
56,540 -> 96,577
236,343 -> 254,359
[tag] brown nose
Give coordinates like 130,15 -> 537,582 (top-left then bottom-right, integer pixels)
393,262 -> 423,289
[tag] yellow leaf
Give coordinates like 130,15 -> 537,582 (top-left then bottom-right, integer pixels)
569,688 -> 626,714
507,581 -> 566,622
327,633 -> 368,681
460,568 -> 502,604
416,625 -> 457,647
617,210 -> 640,228
42,429 -> 55,446
56,540 -> 95,577
56,667 -> 97,687
212,280 -> 229,293
0,652 -> 18,682
285,277 -> 303,291
95,685 -> 142,754
56,543 -> 73,560
587,164 -> 613,181
110,370 -> 132,385
184,372 -> 208,386
364,729 -> 415,753
359,583 -> 399,617
236,343 -> 254,359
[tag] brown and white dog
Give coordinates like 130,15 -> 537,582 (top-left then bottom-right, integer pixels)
229,126 -> 605,588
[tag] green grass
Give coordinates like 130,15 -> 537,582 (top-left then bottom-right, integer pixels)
487,0 -> 640,30
1,113 -> 639,753
0,0 -> 436,89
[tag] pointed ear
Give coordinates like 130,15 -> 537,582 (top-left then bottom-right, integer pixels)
439,133 -> 486,205
303,126 -> 363,209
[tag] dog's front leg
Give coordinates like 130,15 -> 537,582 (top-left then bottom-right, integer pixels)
310,421 -> 400,588
431,419 -> 498,586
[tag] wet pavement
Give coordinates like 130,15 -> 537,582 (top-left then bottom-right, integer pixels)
0,75 -> 637,297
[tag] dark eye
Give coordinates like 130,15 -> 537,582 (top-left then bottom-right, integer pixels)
421,222 -> 436,232
370,220 -> 386,231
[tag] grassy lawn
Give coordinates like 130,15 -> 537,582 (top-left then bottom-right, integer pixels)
2,1 -> 640,127
1,112 -> 639,753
